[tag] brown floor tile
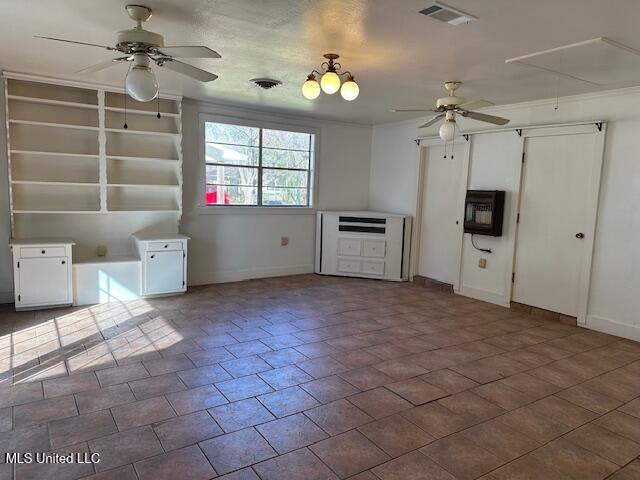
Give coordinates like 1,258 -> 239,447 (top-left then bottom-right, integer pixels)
0,382 -> 43,408
209,397 -> 276,432
15,442 -> 95,479
80,464 -> 138,480
386,377 -> 448,405
14,394 -> 77,428
0,408 -> 11,433
226,340 -> 272,358
253,447 -> 338,480
75,383 -> 135,414
311,429 -> 390,478
111,396 -> 175,430
401,402 -> 472,438
359,414 -> 434,457
177,364 -> 233,388
532,437 -> 618,480
96,363 -> 149,387
372,358 -> 428,380
498,372 -> 560,398
199,427 -> 277,475
490,454 -> 571,480
300,375 -> 360,404
332,350 -> 381,369
583,369 -> 640,402
556,384 -> 622,414
347,387 -> 412,419
49,409 -> 118,447
528,395 -> 598,428
594,411 -> 640,443
143,354 -> 195,376
221,355 -> 273,378
218,468 -> 261,480
565,422 -> 640,466
371,450 -> 456,480
619,397 -> 640,418
166,384 -> 228,415
128,373 -> 186,400
43,371 -> 99,398
153,410 -> 223,451
305,398 -> 373,436
472,382 -> 534,410
438,391 -> 505,423
608,460 -> 640,480
528,364 -> 582,388
297,357 -> 349,379
89,426 -> 163,472
260,347 -> 308,368
215,374 -> 273,402
134,445 -> 216,480
364,343 -> 413,360
451,355 -> 528,384
497,405 -> 573,443
461,417 -> 541,462
420,369 -> 480,393
187,347 -> 235,367
420,433 -> 503,480
0,424 -> 50,453
257,386 -> 319,417
258,365 -> 313,390
256,413 -> 327,454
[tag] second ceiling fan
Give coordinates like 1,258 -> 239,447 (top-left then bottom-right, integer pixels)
393,81 -> 510,141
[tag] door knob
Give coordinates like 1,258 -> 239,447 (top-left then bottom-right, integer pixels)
575,232 -> 585,239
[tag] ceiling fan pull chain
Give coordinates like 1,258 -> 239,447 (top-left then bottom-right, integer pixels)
156,76 -> 162,119
123,64 -> 129,129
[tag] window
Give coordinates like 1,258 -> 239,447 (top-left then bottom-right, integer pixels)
204,121 -> 315,207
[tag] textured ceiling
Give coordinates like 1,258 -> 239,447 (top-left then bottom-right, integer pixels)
1,0 -> 639,124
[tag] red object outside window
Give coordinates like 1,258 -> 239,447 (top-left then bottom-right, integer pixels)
205,188 -> 231,205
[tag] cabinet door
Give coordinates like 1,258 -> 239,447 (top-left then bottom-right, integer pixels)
145,251 -> 184,295
18,257 -> 69,306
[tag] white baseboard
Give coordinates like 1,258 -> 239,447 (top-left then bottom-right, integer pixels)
586,314 -> 640,342
189,264 -> 315,286
457,285 -> 510,307
0,290 -> 13,305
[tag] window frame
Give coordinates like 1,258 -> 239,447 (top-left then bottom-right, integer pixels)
197,113 -> 319,214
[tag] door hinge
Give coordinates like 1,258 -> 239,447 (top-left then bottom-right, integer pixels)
516,213 -> 520,224
16,261 -> 19,268
522,152 -> 525,163
182,280 -> 185,286
183,252 -> 185,258
18,294 -> 20,302
512,272 -> 515,283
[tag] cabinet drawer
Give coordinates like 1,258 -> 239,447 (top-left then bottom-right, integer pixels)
362,260 -> 385,276
147,241 -> 183,252
20,246 -> 66,258
337,259 -> 361,273
337,238 -> 361,256
363,239 -> 386,258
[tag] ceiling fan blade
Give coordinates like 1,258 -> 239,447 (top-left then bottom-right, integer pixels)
418,113 -> 445,129
157,46 -> 221,58
392,108 -> 439,113
458,99 -> 494,110
34,35 -> 115,51
459,110 -> 510,126
158,59 -> 218,82
76,57 -> 129,74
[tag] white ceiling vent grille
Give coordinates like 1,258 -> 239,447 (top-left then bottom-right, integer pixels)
419,2 -> 477,26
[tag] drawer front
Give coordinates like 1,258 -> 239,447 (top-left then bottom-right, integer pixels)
363,239 -> 386,258
362,260 -> 385,276
148,241 -> 184,252
337,259 -> 361,273
337,238 -> 361,256
20,246 -> 66,258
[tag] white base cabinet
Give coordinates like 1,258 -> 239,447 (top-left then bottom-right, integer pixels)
134,234 -> 189,296
10,238 -> 75,310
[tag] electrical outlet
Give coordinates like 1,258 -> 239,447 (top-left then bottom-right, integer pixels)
281,236 -> 289,246
478,258 -> 487,269
97,245 -> 107,257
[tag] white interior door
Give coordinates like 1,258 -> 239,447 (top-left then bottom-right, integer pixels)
418,142 -> 466,285
512,133 -> 598,316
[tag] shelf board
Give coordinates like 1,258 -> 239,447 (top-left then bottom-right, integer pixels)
10,150 -> 99,159
7,95 -> 99,110
13,210 -> 102,214
106,209 -> 181,213
107,183 -> 180,189
106,155 -> 179,164
104,127 -> 180,137
105,106 -> 180,118
9,119 -> 100,131
12,180 -> 100,187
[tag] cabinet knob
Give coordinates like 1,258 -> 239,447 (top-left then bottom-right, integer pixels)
61,260 -> 66,265
164,244 -> 168,248
41,250 -> 46,254
150,254 -> 155,259
575,232 -> 585,239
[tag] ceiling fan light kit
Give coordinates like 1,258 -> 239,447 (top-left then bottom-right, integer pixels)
303,54 -> 360,101
125,53 -> 159,102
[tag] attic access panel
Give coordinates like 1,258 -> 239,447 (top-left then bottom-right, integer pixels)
506,37 -> 640,86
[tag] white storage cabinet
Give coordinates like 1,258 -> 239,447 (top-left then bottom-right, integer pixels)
316,211 -> 412,281
134,234 -> 189,296
10,238 -> 75,310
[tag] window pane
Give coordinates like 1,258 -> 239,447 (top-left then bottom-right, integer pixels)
205,185 -> 257,205
263,168 -> 308,188
205,122 -> 259,146
263,187 -> 308,206
205,143 -> 259,166
206,165 -> 258,186
263,129 -> 311,150
262,148 -> 309,169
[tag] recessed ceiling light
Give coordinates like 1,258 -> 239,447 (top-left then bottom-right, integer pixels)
419,2 -> 478,26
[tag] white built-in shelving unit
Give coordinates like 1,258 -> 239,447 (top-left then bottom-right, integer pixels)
4,72 -> 183,259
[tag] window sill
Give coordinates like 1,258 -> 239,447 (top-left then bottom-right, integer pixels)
194,205 -> 317,215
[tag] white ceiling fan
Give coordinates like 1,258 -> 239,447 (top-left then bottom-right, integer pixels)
393,81 -> 509,141
35,4 -> 220,102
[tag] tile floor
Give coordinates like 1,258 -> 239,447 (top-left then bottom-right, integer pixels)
0,274 -> 639,480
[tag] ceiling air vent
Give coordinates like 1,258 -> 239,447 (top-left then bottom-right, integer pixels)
419,2 -> 477,25
251,78 -> 282,89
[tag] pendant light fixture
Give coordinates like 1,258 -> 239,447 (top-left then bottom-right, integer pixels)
302,54 -> 359,101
